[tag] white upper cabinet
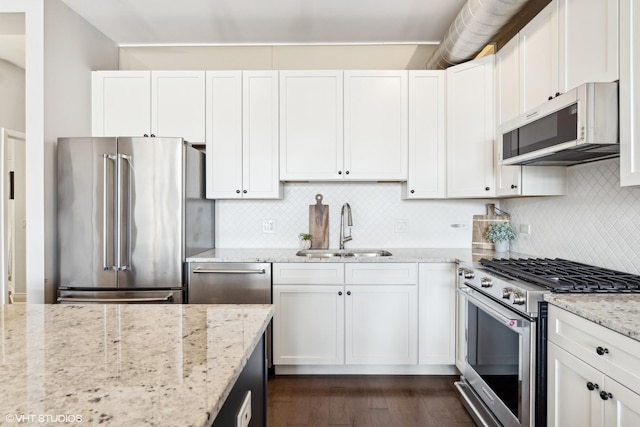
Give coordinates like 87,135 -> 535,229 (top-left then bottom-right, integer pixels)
446,55 -> 495,198
402,71 -> 446,199
557,0 -> 618,93
279,71 -> 344,181
496,36 -> 567,197
92,71 -> 205,142
92,71 -> 151,137
205,71 -> 282,199
519,2 -> 559,112
620,0 -> 640,187
150,71 -> 206,142
344,70 -> 408,181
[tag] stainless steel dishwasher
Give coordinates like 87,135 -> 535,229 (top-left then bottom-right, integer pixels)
187,262 -> 272,366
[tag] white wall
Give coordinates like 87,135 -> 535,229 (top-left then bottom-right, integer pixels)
216,182 -> 492,248
0,59 -> 25,132
119,44 -> 438,70
501,158 -> 640,274
43,0 -> 119,302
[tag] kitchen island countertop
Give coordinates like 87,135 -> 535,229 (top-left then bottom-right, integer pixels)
545,293 -> 640,342
0,304 -> 273,426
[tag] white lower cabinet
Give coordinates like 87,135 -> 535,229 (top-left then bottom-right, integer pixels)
345,284 -> 417,365
547,305 -> 640,427
418,263 -> 455,365
273,284 -> 344,365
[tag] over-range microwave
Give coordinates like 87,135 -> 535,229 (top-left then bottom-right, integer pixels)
500,82 -> 619,166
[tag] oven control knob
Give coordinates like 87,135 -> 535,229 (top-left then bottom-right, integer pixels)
502,288 -> 513,299
463,270 -> 475,279
480,277 -> 493,288
512,292 -> 526,305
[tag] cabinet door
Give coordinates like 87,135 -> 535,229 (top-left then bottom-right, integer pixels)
242,71 -> 283,199
404,71 -> 446,199
620,0 -> 640,187
279,71 -> 344,181
520,2 -> 559,111
205,71 -> 243,199
151,71 -> 205,142
603,377 -> 640,427
418,263 -> 455,365
557,0 -> 618,93
446,55 -> 495,198
548,342 -> 603,427
92,71 -> 151,137
344,71 -> 408,181
495,36 -> 524,197
345,284 -> 417,365
273,285 -> 344,365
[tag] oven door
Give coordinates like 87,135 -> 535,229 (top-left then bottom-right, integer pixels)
458,285 -> 535,427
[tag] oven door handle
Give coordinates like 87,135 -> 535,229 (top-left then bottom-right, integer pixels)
458,286 -> 527,328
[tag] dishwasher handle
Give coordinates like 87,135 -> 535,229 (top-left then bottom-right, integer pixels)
192,268 -> 266,274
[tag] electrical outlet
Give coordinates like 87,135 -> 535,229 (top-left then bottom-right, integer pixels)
236,391 -> 251,427
262,220 -> 276,233
519,224 -> 531,235
394,219 -> 408,233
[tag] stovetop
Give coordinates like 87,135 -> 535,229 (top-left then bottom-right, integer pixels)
480,258 -> 640,293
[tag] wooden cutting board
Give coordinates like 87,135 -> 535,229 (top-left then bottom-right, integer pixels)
472,214 -> 510,250
309,194 -> 329,249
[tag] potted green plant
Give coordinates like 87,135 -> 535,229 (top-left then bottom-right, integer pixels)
298,232 -> 312,249
486,223 -> 517,253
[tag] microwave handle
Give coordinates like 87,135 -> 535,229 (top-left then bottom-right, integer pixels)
525,110 -> 539,120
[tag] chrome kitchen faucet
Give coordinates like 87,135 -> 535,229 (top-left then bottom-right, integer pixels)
339,203 -> 353,250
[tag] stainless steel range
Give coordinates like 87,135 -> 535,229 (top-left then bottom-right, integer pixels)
455,257 -> 640,427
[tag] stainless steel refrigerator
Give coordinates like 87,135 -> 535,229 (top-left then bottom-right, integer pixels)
57,137 -> 214,303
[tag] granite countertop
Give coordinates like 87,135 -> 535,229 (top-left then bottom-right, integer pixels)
545,294 -> 640,342
0,304 -> 273,426
186,247 -> 520,264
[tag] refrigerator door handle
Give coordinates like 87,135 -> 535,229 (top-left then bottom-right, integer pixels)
115,153 -> 123,271
57,293 -> 174,303
118,154 -> 132,271
102,154 -> 115,271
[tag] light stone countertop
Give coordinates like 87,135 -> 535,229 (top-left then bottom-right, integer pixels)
545,294 -> 640,342
0,304 -> 273,426
186,247 -> 514,264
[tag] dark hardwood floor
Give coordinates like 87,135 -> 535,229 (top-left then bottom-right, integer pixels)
267,375 -> 475,427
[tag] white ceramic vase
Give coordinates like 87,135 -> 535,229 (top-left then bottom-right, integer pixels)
299,239 -> 311,250
494,240 -> 509,253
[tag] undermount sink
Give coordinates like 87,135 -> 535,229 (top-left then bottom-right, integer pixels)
295,249 -> 393,258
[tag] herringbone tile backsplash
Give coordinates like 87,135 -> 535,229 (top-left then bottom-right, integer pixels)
216,183 -> 492,249
502,158 -> 640,274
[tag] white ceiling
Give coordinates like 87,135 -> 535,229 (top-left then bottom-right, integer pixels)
59,0 -> 467,46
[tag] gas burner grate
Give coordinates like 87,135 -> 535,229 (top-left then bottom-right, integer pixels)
479,258 -> 640,293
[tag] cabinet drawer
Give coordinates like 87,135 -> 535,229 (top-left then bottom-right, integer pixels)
345,263 -> 417,285
273,263 -> 344,285
548,305 -> 640,393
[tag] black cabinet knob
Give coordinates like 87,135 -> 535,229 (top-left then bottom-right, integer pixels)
150,134 -> 156,137
144,134 -> 149,137
410,190 -> 415,194
243,190 -> 247,194
596,346 -> 609,356
600,391 -> 613,401
586,382 -> 599,391
345,171 -> 350,175
346,291 -> 351,296
236,190 -> 241,194
338,291 -> 343,296
511,184 -> 518,189
485,187 -> 490,191
548,95 -> 553,100
338,171 -> 342,175
555,92 -> 561,97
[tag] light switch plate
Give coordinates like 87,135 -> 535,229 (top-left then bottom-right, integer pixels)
236,390 -> 251,427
